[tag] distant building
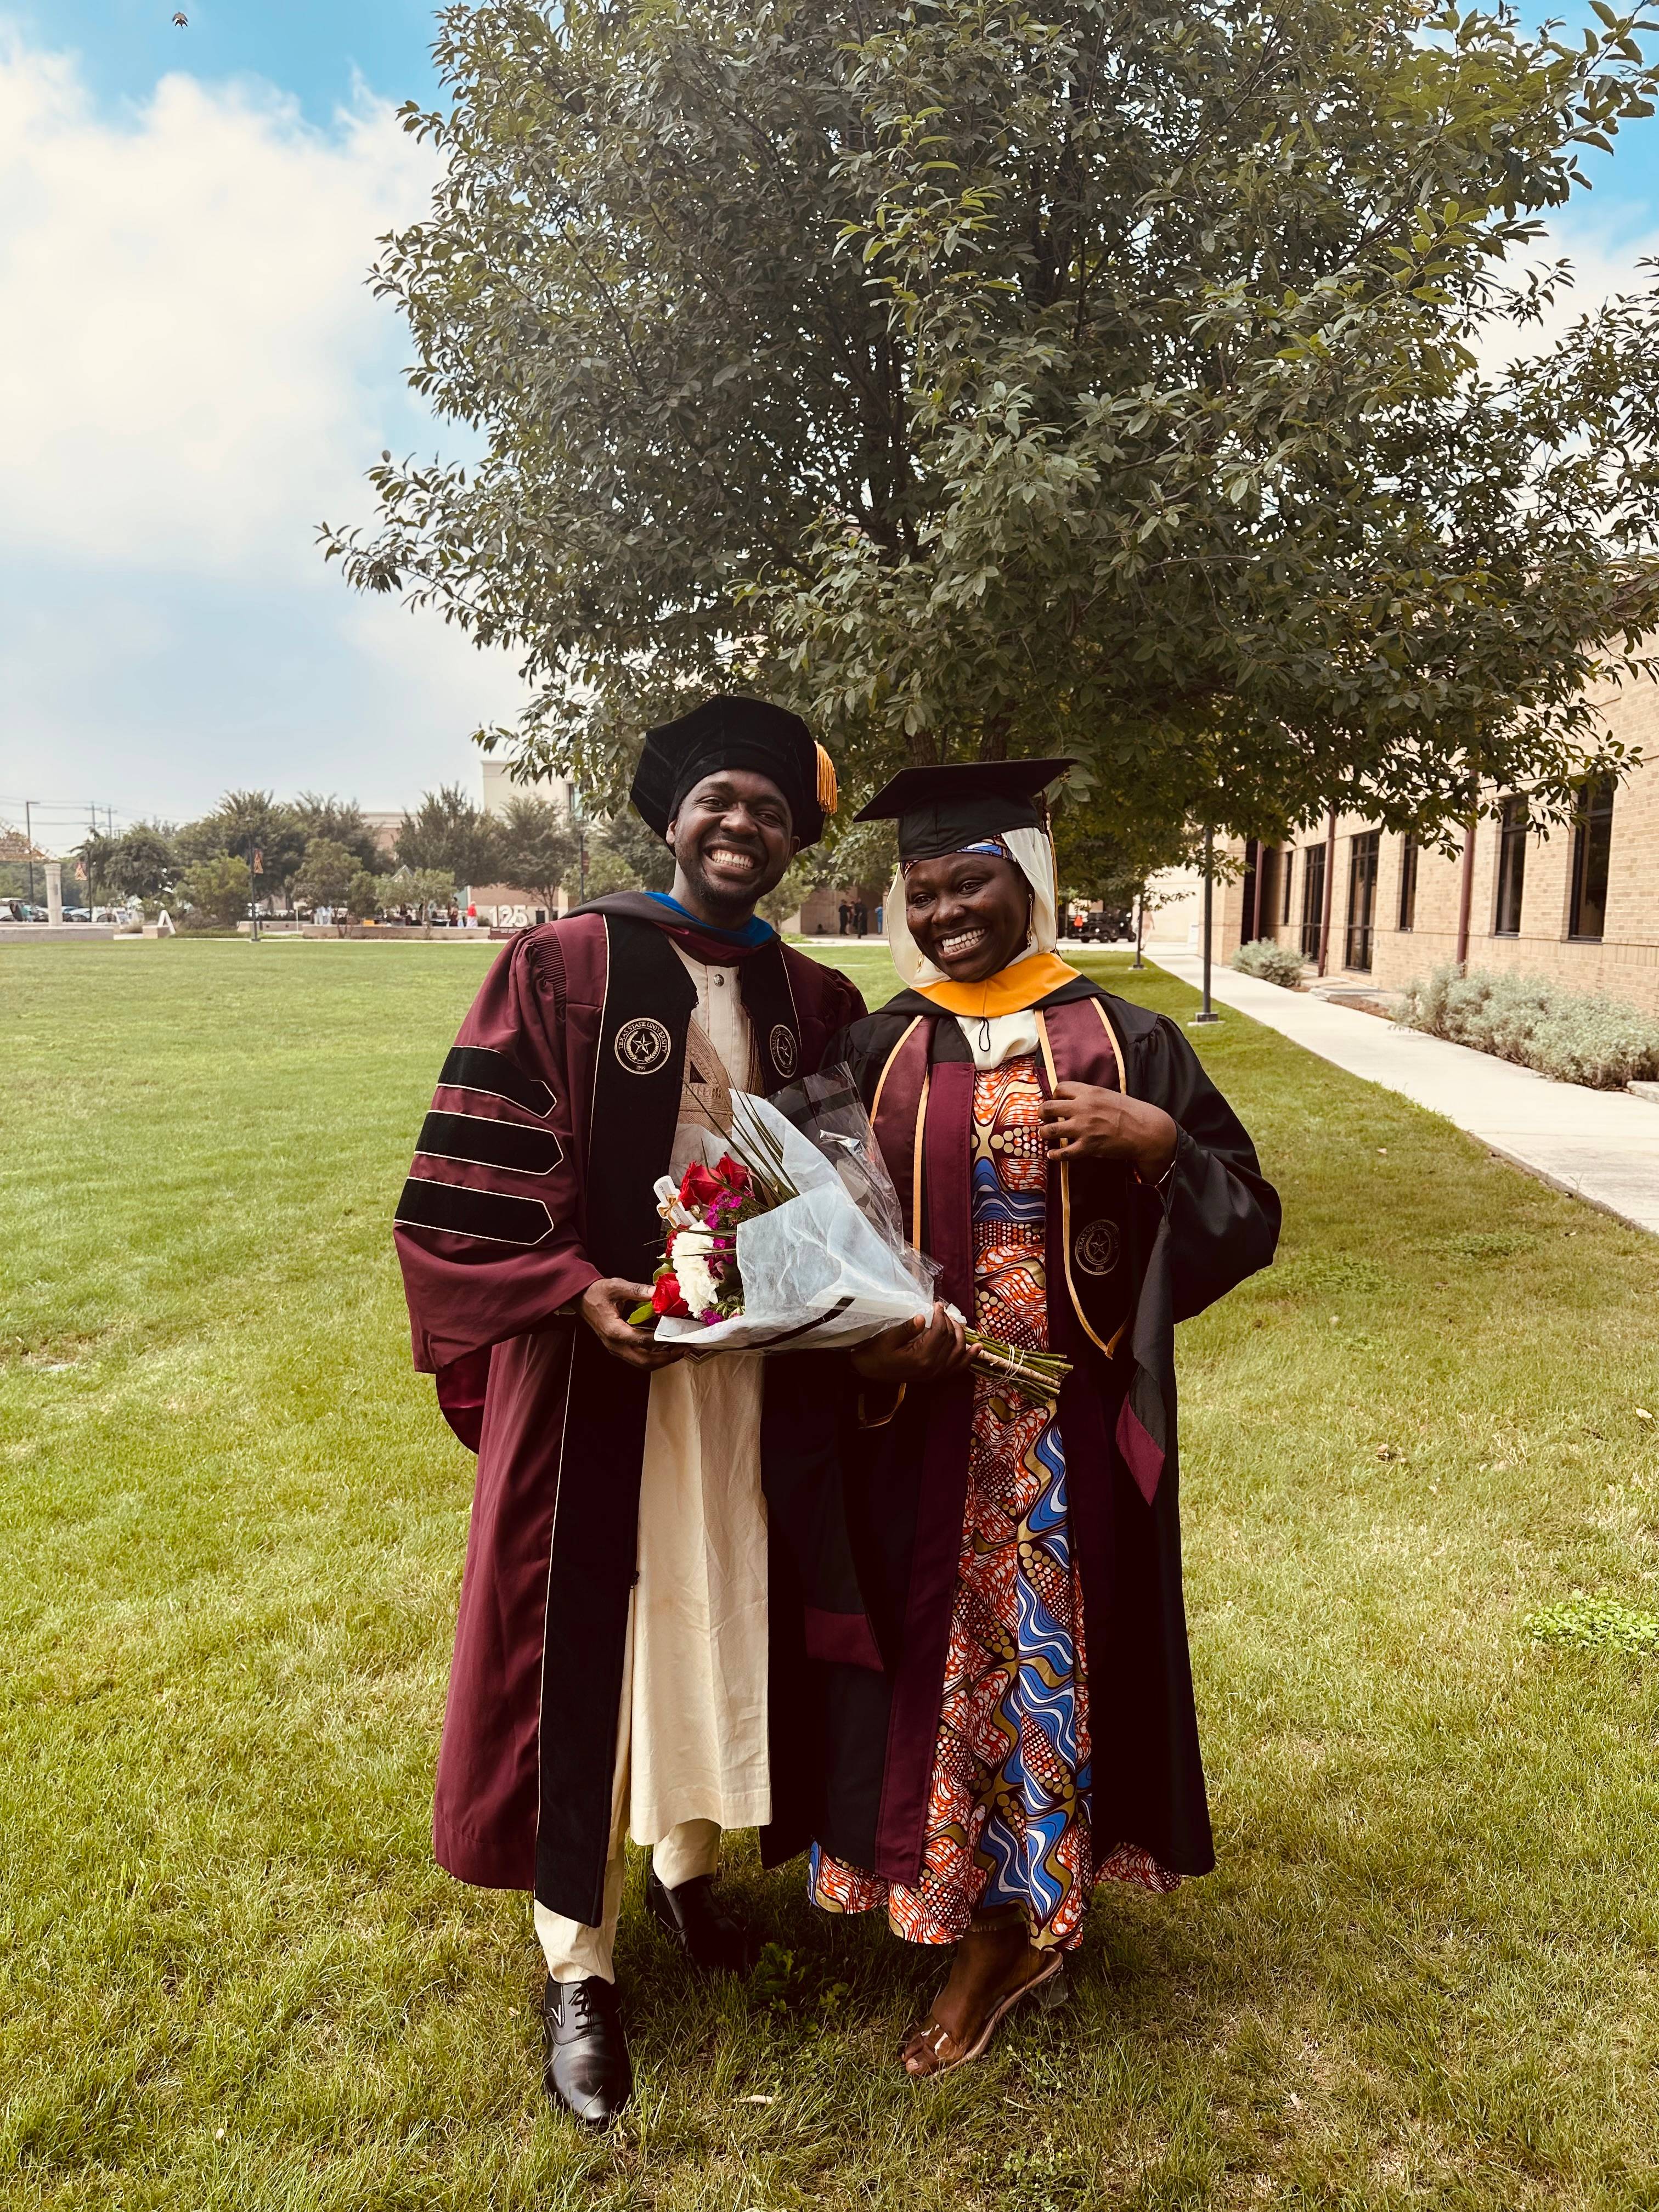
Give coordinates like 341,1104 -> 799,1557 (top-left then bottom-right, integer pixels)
481,760 -> 575,821
360,810 -> 405,862
473,761 -> 577,927
1148,676 -> 1659,1014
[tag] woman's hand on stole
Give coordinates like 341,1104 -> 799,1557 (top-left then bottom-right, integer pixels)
580,1278 -> 688,1370
851,1301 -> 975,1384
1037,1082 -> 1177,1181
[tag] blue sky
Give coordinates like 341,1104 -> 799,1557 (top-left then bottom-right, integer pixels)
6,0 -> 443,129
3,4 -> 1659,847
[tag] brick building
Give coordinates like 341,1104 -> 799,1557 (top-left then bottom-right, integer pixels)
1151,674 -> 1659,1014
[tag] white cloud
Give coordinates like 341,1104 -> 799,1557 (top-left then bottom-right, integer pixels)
0,31 -> 531,822
0,35 -> 436,569
1471,213 -> 1659,377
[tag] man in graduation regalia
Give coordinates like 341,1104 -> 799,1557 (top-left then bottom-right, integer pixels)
393,697 -> 864,2126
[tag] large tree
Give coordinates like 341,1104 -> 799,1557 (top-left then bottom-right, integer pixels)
99,824 -> 180,904
395,784 -> 503,887
292,794 -> 383,873
291,837 -> 360,916
493,794 -> 582,911
176,792 -> 307,891
326,0 -> 1659,845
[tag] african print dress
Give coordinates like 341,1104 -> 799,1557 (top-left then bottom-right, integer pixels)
811,1052 -> 1124,1949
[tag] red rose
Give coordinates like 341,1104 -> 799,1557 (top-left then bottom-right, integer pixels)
679,1161 -> 725,1210
652,1273 -> 687,1317
713,1153 -> 752,1192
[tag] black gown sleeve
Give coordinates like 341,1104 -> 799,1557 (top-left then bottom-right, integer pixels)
1131,1012 -> 1281,1321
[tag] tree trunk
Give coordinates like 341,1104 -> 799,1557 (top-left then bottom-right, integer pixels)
978,709 -> 1013,762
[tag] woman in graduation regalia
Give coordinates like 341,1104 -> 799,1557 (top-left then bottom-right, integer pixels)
796,760 -> 1280,2075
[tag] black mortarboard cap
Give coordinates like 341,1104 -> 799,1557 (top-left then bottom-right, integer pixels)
630,693 -> 834,847
854,758 -> 1076,861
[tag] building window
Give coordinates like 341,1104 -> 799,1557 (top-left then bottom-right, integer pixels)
1345,831 -> 1379,971
1240,838 -> 1260,942
1493,795 -> 1528,936
1281,846 -> 1294,925
1397,833 -> 1418,932
1300,840 -> 1327,961
1568,778 -> 1614,941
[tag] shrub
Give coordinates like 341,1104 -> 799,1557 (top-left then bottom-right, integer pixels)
1396,964 -> 1659,1089
1232,938 -> 1306,988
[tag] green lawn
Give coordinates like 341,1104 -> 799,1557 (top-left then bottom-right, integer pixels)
3,937 -> 1658,2211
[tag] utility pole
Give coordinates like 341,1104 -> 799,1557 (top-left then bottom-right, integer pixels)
1132,884 -> 1145,969
1190,825 -> 1221,1026
247,841 -> 262,943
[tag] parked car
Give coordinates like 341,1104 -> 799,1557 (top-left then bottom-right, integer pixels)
63,906 -> 92,921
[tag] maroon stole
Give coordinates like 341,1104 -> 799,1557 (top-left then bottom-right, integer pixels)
868,992 -> 1138,1371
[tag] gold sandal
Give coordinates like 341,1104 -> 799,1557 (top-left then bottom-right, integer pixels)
900,1951 -> 1066,2078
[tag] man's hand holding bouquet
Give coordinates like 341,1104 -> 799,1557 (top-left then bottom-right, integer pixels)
631,1072 -> 1071,1406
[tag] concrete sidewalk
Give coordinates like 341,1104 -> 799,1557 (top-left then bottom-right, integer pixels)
1146,946 -> 1659,1236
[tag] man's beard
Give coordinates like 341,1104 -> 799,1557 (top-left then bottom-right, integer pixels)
680,842 -> 770,920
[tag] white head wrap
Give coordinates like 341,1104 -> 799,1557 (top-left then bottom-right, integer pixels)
884,824 -> 1060,990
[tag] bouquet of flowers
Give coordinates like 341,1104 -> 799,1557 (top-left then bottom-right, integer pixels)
633,1071 -> 1071,1404
635,1143 -> 769,1328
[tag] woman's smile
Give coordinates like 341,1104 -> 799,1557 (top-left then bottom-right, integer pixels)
904,850 -> 1032,981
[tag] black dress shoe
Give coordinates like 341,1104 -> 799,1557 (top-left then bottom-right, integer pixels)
645,1866 -> 759,1973
541,1974 -> 631,2128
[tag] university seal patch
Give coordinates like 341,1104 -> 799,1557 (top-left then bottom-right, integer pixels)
1074,1219 -> 1121,1277
613,1016 -> 673,1075
769,1024 -> 799,1078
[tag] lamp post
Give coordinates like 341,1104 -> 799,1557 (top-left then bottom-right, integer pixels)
1190,824 -> 1221,1026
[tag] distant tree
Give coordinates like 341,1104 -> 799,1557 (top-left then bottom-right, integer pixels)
108,823 -> 180,901
177,853 -> 252,929
292,793 -> 382,872
1051,798 -> 1194,911
494,794 -> 580,912
755,816 -> 895,928
595,809 -> 675,894
396,785 -> 501,888
75,829 -> 120,907
579,840 -> 636,899
757,857 -> 820,929
291,836 -> 359,922
176,792 -> 306,891
396,866 -> 458,938
346,869 -> 387,925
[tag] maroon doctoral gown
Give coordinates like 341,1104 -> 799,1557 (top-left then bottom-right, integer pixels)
763,977 -> 1280,1889
392,898 -> 865,1927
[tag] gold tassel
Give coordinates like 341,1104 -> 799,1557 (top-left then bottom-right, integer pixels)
814,741 -> 839,815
